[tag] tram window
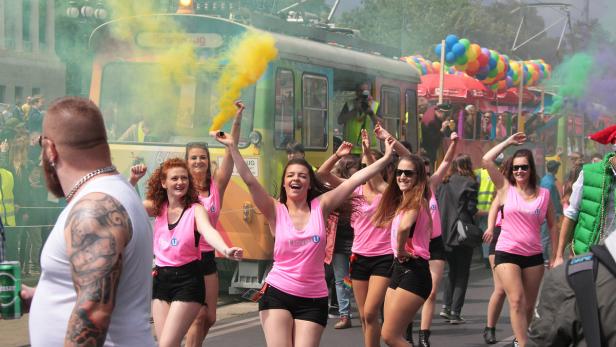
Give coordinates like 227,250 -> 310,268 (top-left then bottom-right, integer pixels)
100,62 -> 254,146
275,69 -> 295,149
380,86 -> 401,138
405,89 -> 418,146
302,74 -> 328,149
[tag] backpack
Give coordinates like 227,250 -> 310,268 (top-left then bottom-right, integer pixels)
566,244 -> 616,347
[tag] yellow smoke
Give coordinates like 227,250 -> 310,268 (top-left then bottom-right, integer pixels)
210,32 -> 278,131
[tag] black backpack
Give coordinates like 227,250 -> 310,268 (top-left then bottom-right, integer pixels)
566,244 -> 616,347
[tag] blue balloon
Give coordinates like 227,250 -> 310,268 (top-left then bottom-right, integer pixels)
476,72 -> 488,80
445,34 -> 459,51
478,65 -> 490,75
452,43 -> 466,57
507,68 -> 514,77
435,43 -> 443,56
446,52 -> 456,64
489,58 -> 497,70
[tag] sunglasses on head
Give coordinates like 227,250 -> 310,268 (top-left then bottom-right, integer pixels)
395,169 -> 417,177
512,164 -> 530,172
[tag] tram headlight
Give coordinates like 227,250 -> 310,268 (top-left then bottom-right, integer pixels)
179,0 -> 193,6
177,0 -> 194,14
249,131 -> 262,147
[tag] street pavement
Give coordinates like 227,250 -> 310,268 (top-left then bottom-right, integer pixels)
0,257 -> 517,346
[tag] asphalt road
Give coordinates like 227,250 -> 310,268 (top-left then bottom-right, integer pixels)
205,258 -> 516,347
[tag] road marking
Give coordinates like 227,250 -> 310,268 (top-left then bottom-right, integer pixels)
206,318 -> 261,339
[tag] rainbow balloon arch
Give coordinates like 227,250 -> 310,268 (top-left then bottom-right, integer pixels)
402,34 -> 552,105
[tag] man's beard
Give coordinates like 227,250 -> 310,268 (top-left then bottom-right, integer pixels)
42,152 -> 65,198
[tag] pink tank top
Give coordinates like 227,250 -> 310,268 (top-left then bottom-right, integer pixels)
351,185 -> 392,256
390,207 -> 432,260
429,190 -> 442,239
496,186 -> 550,256
198,182 -> 221,252
495,208 -> 503,227
266,198 -> 328,298
153,203 -> 201,267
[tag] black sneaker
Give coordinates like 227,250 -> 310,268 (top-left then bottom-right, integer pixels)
439,308 -> 453,321
449,314 -> 466,324
511,338 -> 519,347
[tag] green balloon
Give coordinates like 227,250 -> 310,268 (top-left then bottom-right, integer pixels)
459,38 -> 471,49
455,54 -> 468,65
488,68 -> 498,78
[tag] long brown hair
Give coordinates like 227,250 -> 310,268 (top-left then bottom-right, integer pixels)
146,158 -> 200,216
279,158 -> 331,205
442,154 -> 476,183
372,155 -> 431,227
503,149 -> 538,192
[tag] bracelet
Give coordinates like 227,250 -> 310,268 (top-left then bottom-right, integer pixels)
334,153 -> 340,159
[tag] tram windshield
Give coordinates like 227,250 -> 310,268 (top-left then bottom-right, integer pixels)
99,62 -> 254,147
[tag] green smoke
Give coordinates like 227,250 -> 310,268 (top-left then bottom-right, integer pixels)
548,53 -> 594,114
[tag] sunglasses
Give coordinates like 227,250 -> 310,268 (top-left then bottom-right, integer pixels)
512,165 -> 530,172
395,169 -> 417,177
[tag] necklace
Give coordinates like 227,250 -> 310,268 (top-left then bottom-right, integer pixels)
65,166 -> 117,202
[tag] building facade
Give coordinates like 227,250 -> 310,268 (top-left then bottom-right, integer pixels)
0,0 -> 65,105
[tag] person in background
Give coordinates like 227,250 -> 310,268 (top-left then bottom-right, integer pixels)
118,117 -> 151,142
0,138 -> 17,262
482,133 -> 557,347
421,103 -> 452,165
475,154 -> 504,266
553,125 -> 616,267
590,152 -> 603,163
437,154 -> 479,325
26,96 -> 44,133
540,160 -> 563,263
480,111 -> 493,140
287,141 -> 307,161
561,164 -> 583,211
463,105 -> 478,140
495,114 -> 507,140
375,154 -> 433,347
338,82 -> 381,154
215,126 -> 395,346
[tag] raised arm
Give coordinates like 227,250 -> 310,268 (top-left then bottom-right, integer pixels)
320,137 -> 394,216
430,132 -> 458,189
63,192 -> 131,346
361,128 -> 388,192
315,141 -> 353,188
129,164 -> 147,187
374,123 -> 411,157
213,101 -> 245,195
482,132 -> 527,191
213,132 -> 277,226
194,204 -> 243,260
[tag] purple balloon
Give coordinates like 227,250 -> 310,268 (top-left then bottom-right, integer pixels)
506,76 -> 513,87
481,47 -> 490,57
478,65 -> 490,74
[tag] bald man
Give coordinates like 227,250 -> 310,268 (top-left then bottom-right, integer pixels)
20,97 -> 156,346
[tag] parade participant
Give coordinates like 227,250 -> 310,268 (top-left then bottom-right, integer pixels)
319,125 -> 410,347
437,154 -> 479,325
143,158 -> 242,347
215,129 -> 395,347
24,97 -> 156,346
482,196 -> 506,344
421,103 -> 452,164
482,133 -> 557,347
406,132 -> 458,347
129,101 -> 245,347
374,154 -> 433,347
553,125 -> 616,267
338,82 -> 381,154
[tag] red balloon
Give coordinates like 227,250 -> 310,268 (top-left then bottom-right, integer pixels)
467,60 -> 480,74
477,53 -> 489,66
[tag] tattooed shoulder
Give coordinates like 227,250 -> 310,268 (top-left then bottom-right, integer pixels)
64,192 -> 132,346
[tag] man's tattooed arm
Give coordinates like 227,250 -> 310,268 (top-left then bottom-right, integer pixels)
63,192 -> 133,347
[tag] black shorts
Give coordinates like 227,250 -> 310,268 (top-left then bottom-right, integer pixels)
488,227 -> 502,255
349,253 -> 394,280
429,236 -> 446,261
389,258 -> 432,300
494,251 -> 544,269
258,284 -> 328,327
199,251 -> 218,276
152,260 -> 205,304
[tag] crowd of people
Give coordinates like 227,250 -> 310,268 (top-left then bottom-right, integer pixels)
1,95 -> 615,347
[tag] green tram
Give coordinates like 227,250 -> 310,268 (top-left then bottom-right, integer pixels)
89,14 -> 420,292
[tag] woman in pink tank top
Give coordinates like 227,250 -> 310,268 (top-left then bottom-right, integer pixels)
317,125 -> 412,347
142,158 -> 243,347
129,101 -> 245,346
372,154 -> 434,347
482,133 -> 558,347
215,131 -> 395,347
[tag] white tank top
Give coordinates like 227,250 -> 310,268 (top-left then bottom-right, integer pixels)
29,175 -> 155,347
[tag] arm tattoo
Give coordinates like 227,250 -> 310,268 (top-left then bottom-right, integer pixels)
64,193 -> 133,346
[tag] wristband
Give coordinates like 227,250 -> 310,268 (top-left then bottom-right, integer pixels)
334,153 -> 340,159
